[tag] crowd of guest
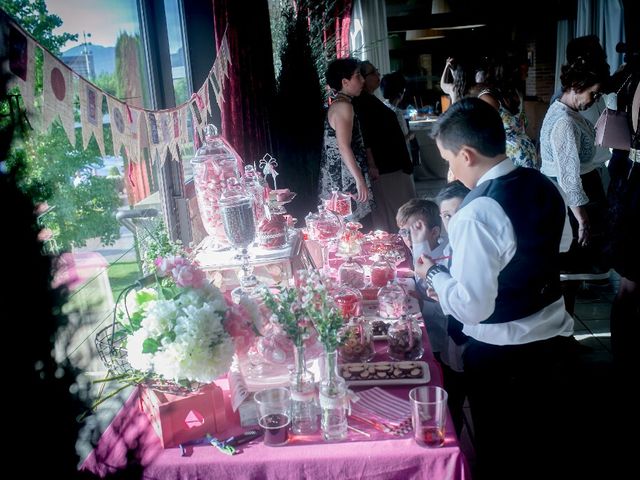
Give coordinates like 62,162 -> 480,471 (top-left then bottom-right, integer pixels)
318,35 -> 638,480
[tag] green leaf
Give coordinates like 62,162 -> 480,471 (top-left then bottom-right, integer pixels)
142,337 -> 159,354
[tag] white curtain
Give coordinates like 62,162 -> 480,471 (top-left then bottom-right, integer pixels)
555,0 -> 625,90
575,0 -> 625,72
349,0 -> 391,75
555,20 -> 575,93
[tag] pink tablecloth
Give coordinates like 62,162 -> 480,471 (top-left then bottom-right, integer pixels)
82,300 -> 470,480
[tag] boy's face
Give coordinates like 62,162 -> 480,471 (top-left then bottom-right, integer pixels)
439,197 -> 463,232
397,214 -> 439,250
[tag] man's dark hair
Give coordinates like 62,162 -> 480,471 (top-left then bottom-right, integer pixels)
431,97 -> 506,157
326,58 -> 361,91
435,180 -> 471,206
380,71 -> 407,101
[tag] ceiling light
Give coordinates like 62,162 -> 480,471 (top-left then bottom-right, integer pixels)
406,29 -> 446,41
431,0 -> 452,15
438,24 -> 487,31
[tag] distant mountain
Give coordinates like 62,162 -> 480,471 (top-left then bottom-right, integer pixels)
62,44 -> 115,76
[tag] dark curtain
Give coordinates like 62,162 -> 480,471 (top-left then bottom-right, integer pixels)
211,0 -> 275,163
272,3 -> 326,220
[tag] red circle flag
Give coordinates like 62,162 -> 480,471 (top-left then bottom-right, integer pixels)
51,67 -> 66,101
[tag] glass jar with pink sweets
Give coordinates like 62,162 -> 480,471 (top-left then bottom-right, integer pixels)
370,254 -> 396,288
324,189 -> 352,218
333,285 -> 363,320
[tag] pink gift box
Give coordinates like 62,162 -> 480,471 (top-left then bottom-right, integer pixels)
138,383 -> 227,448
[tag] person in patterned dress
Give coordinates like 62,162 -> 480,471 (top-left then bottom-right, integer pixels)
319,58 -> 374,224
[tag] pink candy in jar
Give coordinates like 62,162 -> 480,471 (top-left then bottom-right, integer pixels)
370,255 -> 396,288
325,189 -> 352,217
333,286 -> 363,320
377,281 -> 406,319
257,214 -> 288,249
314,206 -> 341,242
338,257 -> 365,289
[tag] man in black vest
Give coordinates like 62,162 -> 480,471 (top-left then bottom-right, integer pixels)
415,98 -> 578,479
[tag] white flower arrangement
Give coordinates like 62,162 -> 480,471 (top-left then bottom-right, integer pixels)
119,255 -> 253,386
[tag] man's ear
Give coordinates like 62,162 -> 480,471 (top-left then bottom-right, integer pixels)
458,146 -> 479,167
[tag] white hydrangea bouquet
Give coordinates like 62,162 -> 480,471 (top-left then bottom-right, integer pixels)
118,255 -> 258,387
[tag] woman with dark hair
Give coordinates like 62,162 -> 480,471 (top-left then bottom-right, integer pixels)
318,58 -> 374,222
540,55 -> 611,311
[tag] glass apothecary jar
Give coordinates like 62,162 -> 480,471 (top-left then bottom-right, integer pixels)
377,281 -> 406,320
387,314 -> 424,361
332,285 -> 363,320
370,255 -> 396,288
339,316 -> 375,363
338,257 -> 365,289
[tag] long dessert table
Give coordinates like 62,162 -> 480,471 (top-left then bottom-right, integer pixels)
82,291 -> 470,480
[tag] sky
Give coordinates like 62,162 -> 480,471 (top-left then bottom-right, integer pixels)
46,0 -> 140,50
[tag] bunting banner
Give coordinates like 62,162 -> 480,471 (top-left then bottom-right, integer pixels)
42,52 -> 76,146
78,78 -> 106,156
106,96 -> 127,157
6,18 -> 233,165
6,23 -> 36,113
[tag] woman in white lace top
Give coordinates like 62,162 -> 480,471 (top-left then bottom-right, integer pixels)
539,56 -> 610,304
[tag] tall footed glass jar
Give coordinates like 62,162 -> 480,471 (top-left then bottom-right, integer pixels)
289,345 -> 319,435
319,349 -> 348,441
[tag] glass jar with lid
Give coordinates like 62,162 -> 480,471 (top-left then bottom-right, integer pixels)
338,257 -> 365,289
339,316 -> 375,363
377,281 -> 406,319
338,221 -> 363,257
332,285 -> 363,320
370,254 -> 396,288
257,205 -> 288,249
387,314 -> 424,361
190,124 -> 241,247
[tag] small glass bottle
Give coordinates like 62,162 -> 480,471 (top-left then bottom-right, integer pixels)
339,316 -> 375,363
387,314 -> 424,361
289,344 -> 319,434
319,349 -> 348,441
338,257 -> 365,289
377,281 -> 406,320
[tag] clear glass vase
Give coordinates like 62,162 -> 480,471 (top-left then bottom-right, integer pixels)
289,345 -> 319,435
319,349 -> 348,441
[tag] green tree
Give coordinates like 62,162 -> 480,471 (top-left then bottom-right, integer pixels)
1,0 -> 122,251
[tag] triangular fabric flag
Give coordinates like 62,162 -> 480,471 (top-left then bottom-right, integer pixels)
189,92 -> 208,142
220,32 -> 232,78
124,105 -> 144,163
42,52 -> 76,145
198,80 -> 212,116
146,111 -> 167,164
78,78 -> 106,156
209,70 -> 224,106
106,96 -> 127,157
169,106 -> 189,161
6,23 -> 36,114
